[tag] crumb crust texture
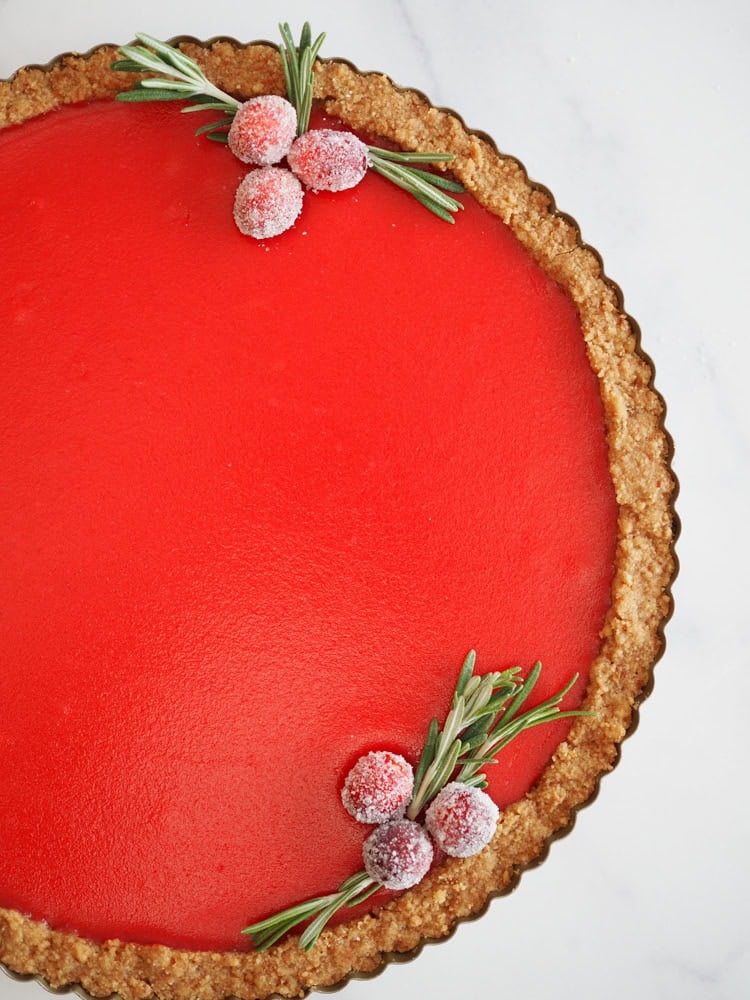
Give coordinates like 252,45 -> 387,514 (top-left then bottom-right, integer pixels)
0,37 -> 677,1000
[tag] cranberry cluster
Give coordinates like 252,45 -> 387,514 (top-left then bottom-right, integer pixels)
341,750 -> 500,891
227,95 -> 369,239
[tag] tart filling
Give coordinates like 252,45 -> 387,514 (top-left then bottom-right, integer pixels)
0,37 -> 675,1000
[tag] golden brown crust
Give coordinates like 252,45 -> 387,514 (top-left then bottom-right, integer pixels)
0,39 -> 676,1000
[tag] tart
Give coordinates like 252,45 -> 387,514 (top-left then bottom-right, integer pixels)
0,29 -> 676,1000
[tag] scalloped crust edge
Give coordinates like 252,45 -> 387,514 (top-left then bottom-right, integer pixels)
0,37 -> 678,1000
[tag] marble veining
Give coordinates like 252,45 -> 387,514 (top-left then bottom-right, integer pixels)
391,0 -> 443,102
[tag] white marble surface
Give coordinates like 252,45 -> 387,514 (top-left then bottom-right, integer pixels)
1,1 -> 748,999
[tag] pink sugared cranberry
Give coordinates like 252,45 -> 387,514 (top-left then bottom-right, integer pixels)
362,819 -> 433,890
227,95 -> 298,166
341,751 -> 414,824
233,167 -> 303,240
424,782 -> 499,858
287,129 -> 369,192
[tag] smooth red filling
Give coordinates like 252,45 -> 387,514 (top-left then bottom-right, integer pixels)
0,101 -> 617,951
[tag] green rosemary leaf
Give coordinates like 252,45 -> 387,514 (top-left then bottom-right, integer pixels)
400,167 -> 464,211
467,673 -> 589,772
484,686 -> 521,713
434,699 -> 465,756
412,716 -> 439,794
206,132 -> 230,144
243,894 -> 334,950
299,871 -> 375,951
297,47 -> 314,132
509,668 -> 574,726
545,671 -> 579,704
337,871 -> 370,893
297,36 -> 326,134
278,21 -> 326,135
311,36 -> 326,60
462,773 -> 489,789
366,147 -> 456,164
522,708 -> 594,729
116,44 -> 164,67
113,35 -> 239,114
299,21 -> 312,52
194,116 -> 234,137
454,754 -> 499,767
454,649 -> 477,700
346,881 -> 381,907
181,98 -> 237,113
484,715 -> 556,758
494,660 -> 542,729
370,157 -> 463,216
138,78 -> 196,93
242,895 -> 328,935
115,88 -> 189,102
459,728 -> 493,751
424,738 -> 462,802
110,59 -> 147,73
459,695 -> 513,742
465,675 -> 495,716
409,188 -> 459,224
367,148 -> 465,196
135,32 -> 203,80
249,917 -> 300,950
116,45 -> 182,82
416,171 -> 465,194
368,146 -> 464,210
462,675 -> 482,702
278,23 -> 298,110
298,902 -> 344,951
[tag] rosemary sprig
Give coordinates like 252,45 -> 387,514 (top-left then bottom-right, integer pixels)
278,22 -> 463,219
243,870 -> 378,952
368,148 -> 464,223
278,21 -> 326,135
112,33 -> 240,139
453,663 -> 591,788
242,652 -> 588,951
407,651 -> 521,817
112,28 -> 465,221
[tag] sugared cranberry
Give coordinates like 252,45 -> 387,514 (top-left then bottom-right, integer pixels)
287,129 -> 369,192
362,819 -> 433,890
227,95 -> 298,166
424,782 -> 500,858
233,167 -> 304,240
341,751 -> 414,824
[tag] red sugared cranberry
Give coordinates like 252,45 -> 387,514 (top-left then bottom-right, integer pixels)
287,129 -> 369,192
341,751 -> 414,824
362,819 -> 433,890
227,95 -> 298,166
233,167 -> 303,240
424,782 -> 500,858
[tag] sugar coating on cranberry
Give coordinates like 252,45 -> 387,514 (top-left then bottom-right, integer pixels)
228,95 -> 298,166
341,751 -> 414,824
233,167 -> 303,240
287,129 -> 369,192
362,819 -> 433,890
424,782 -> 500,858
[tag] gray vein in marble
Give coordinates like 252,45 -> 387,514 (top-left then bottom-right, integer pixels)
653,941 -> 750,1000
391,0 -> 442,103
694,341 -> 750,469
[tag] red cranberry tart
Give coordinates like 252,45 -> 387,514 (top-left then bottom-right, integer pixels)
0,28 -> 676,1000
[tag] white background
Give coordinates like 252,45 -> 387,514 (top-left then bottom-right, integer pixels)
1,1 -> 748,998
